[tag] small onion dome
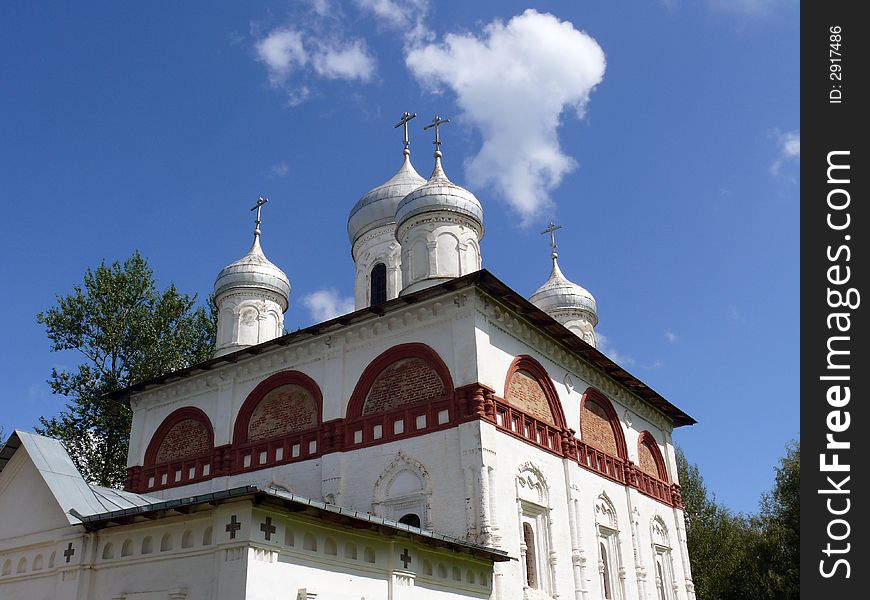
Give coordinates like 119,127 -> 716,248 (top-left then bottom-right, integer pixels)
395,153 -> 483,233
529,255 -> 598,325
347,153 -> 426,244
214,234 -> 290,311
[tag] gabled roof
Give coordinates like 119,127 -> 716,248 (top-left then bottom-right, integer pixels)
106,270 -> 695,427
0,430 -> 161,524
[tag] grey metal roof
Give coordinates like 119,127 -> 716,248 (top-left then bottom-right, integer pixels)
76,484 -> 512,562
106,269 -> 695,427
529,257 -> 598,325
347,154 -> 426,245
395,155 -> 484,231
0,431 -> 162,524
214,234 -> 290,307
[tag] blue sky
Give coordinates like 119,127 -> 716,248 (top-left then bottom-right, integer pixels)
0,1 -> 799,514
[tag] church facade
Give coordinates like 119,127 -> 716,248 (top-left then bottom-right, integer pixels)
0,116 -> 696,600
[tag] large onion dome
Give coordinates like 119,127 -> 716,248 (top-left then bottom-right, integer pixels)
530,253 -> 598,346
347,151 -> 426,245
214,233 -> 290,311
394,152 -> 484,233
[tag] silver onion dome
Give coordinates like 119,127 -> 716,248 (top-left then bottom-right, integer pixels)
529,255 -> 598,325
347,153 -> 426,244
214,233 -> 290,310
395,152 -> 484,231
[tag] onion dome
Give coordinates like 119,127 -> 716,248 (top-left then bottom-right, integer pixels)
347,151 -> 426,245
214,225 -> 290,311
529,256 -> 597,321
395,151 -> 484,233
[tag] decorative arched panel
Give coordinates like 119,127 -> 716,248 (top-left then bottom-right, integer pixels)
144,407 -> 214,468
347,343 -> 453,418
233,371 -> 323,444
580,387 -> 628,460
637,431 -> 669,482
503,356 -> 566,429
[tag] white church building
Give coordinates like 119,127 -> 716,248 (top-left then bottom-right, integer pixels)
0,115 -> 696,600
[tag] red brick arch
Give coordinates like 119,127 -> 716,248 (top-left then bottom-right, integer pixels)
144,407 -> 214,467
503,355 -> 567,429
637,430 -> 669,482
579,387 -> 628,460
233,371 -> 323,444
346,343 -> 454,418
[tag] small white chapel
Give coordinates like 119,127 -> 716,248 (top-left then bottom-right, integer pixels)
0,114 -> 696,600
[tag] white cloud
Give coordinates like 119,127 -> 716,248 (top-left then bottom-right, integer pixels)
596,332 -> 635,367
664,329 -> 678,343
405,10 -> 606,223
270,162 -> 289,178
355,0 -> 432,46
302,288 -> 355,322
312,40 -> 376,81
256,29 -> 307,85
770,129 -> 799,176
253,5 -> 377,104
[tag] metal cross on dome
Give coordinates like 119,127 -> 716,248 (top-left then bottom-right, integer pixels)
423,115 -> 450,152
542,221 -> 563,256
251,196 -> 268,234
394,112 -> 417,153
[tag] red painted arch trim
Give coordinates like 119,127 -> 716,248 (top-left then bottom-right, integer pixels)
637,430 -> 669,482
503,355 -> 567,429
346,343 -> 454,418
143,406 -> 214,467
232,370 -> 324,445
579,387 -> 628,460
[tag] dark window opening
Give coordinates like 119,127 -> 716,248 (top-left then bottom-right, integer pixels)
523,523 -> 538,588
398,513 -> 421,528
371,263 -> 387,305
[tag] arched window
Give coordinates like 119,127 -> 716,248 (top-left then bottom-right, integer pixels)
637,431 -> 669,481
102,543 -> 114,559
600,541 -> 613,599
580,388 -> 628,459
523,522 -> 538,588
142,407 -> 214,489
399,513 -> 421,528
347,343 -> 453,418
503,356 -> 567,428
595,494 -> 623,600
233,371 -> 322,446
370,262 -> 387,305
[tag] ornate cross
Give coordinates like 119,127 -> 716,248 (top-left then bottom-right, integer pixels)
394,112 -> 417,153
251,196 -> 268,233
64,542 -> 75,563
260,516 -> 276,541
541,221 -> 563,255
399,547 -> 412,569
423,115 -> 450,152
226,515 -> 241,539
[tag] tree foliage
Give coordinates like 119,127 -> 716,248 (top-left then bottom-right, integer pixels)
36,252 -> 215,487
676,440 -> 799,600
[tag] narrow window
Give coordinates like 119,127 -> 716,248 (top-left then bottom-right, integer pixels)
399,513 -> 421,528
656,560 -> 667,600
600,542 -> 612,599
370,263 -> 387,305
523,523 -> 538,588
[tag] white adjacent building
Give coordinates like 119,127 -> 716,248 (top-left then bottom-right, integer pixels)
0,120 -> 696,600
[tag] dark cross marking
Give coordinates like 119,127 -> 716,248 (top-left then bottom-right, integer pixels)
251,196 -> 268,235
541,221 -> 563,256
423,116 -> 450,152
394,112 -> 417,153
226,515 -> 241,539
399,548 -> 412,569
64,542 -> 75,563
260,516 -> 276,541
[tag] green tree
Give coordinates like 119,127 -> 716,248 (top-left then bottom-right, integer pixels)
756,440 -> 800,600
36,252 -> 215,487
